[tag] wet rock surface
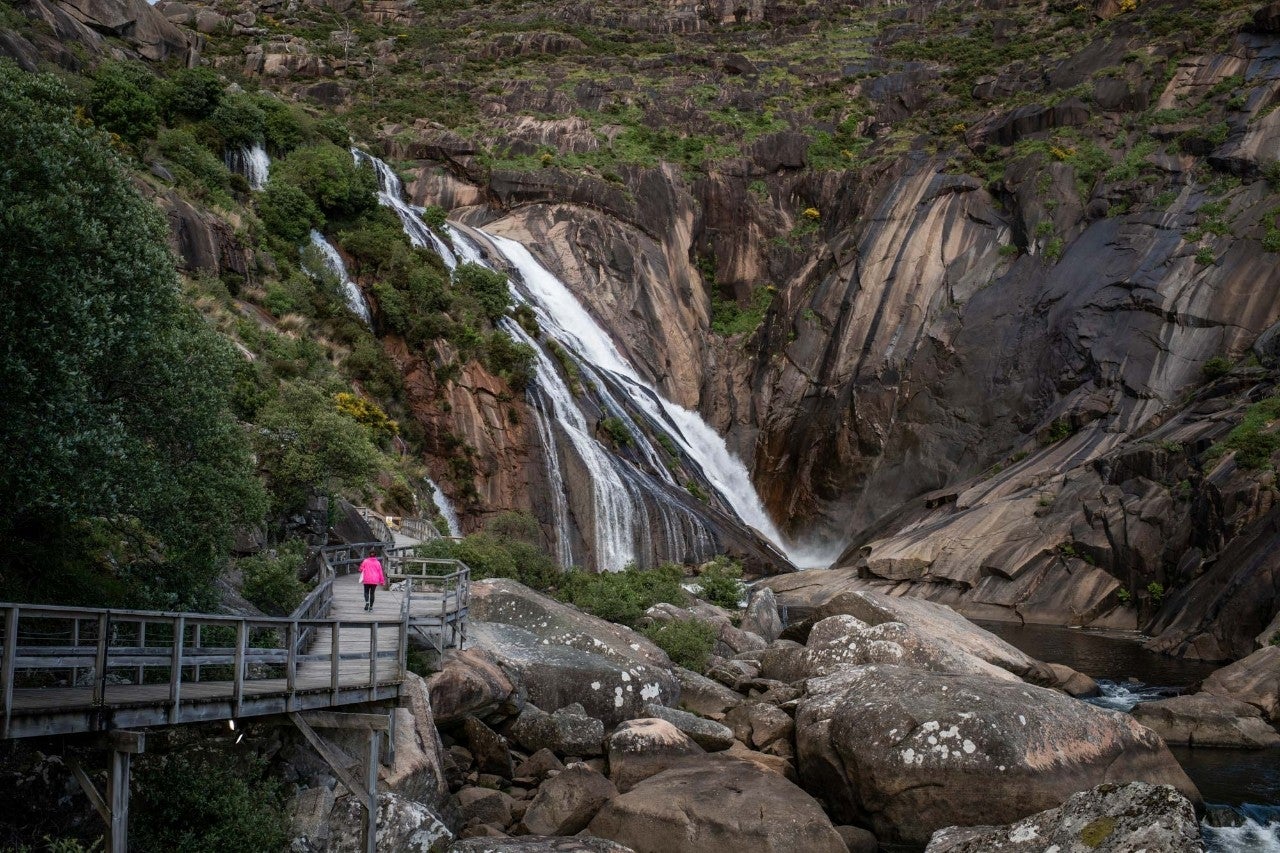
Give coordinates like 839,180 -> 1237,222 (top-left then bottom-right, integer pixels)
1131,692 -> 1280,748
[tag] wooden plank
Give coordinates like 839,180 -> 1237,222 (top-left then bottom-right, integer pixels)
2,606 -> 17,739
363,728 -> 380,853
93,612 -> 109,708
108,746 -> 130,853
298,711 -> 390,731
233,621 -> 246,718
290,713 -> 370,802
169,615 -> 183,724
286,621 -> 297,712
69,758 -> 111,826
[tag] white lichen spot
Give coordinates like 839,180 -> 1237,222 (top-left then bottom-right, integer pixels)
640,683 -> 660,701
591,681 -> 602,691
1019,715 -> 1026,726
902,748 -> 916,765
1009,824 -> 1040,843
962,739 -> 976,754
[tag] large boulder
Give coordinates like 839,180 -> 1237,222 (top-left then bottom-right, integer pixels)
799,591 -> 1049,680
605,718 -> 703,792
1200,646 -> 1280,722
741,587 -> 784,642
642,703 -> 735,751
588,754 -> 847,853
448,838 -> 635,852
761,614 -> 1019,683
795,665 -> 1200,844
428,647 -> 523,725
521,766 -> 617,835
1131,693 -> 1280,748
328,791 -> 452,852
56,0 -> 195,61
925,782 -> 1202,852
673,666 -> 743,717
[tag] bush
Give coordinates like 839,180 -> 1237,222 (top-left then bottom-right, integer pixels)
644,620 -> 716,670
89,61 -> 158,146
238,539 -> 308,615
697,555 -> 744,608
1202,356 -> 1232,380
156,127 -> 231,200
257,180 -> 323,243
556,563 -> 688,627
1146,581 -> 1165,606
454,262 -> 511,321
133,747 -> 290,852
271,142 -> 377,221
1214,395 -> 1280,468
209,92 -> 267,150
599,416 -> 633,447
416,514 -> 559,590
157,67 -> 222,122
711,285 -> 774,337
484,330 -> 536,390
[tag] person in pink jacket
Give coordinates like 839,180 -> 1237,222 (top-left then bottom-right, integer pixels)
358,550 -> 386,611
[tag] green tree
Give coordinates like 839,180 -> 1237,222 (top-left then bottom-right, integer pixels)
89,61 -> 159,146
0,62 -> 265,608
157,66 -> 223,122
270,142 -> 377,220
454,262 -> 511,321
257,179 -> 323,243
209,92 -> 267,150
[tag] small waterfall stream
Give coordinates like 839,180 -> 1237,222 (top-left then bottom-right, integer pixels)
352,150 -> 459,269
226,142 -> 270,191
305,230 -> 372,324
425,476 -> 462,537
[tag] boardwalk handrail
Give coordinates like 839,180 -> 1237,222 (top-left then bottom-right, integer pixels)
398,516 -> 441,542
389,559 -> 470,653
355,507 -> 395,545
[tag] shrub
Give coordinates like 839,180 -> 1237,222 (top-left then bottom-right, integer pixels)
238,539 -> 308,615
1195,247 -> 1216,265
1116,587 -> 1132,605
156,127 -> 231,200
1202,357 -> 1232,380
599,416 -> 634,447
333,392 -> 398,441
454,262 -> 511,321
423,205 -> 448,230
644,620 -> 716,670
711,285 -> 774,337
1263,228 -> 1280,253
133,747 -> 290,852
257,180 -> 323,243
157,67 -> 222,121
271,143 -> 378,221
484,330 -> 536,390
556,563 -> 688,626
1146,581 -> 1165,605
209,92 -> 267,149
89,62 -> 158,146
697,555 -> 744,608
1214,395 -> 1280,468
417,520 -> 560,591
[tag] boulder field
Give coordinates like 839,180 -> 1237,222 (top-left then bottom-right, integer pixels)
296,579 -> 1233,852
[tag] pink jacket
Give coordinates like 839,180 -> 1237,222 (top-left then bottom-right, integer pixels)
359,556 -> 386,585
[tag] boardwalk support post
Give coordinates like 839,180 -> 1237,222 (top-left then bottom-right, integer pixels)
290,711 -> 389,853
69,730 -> 145,853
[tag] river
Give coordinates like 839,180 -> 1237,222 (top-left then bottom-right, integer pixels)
979,621 -> 1280,852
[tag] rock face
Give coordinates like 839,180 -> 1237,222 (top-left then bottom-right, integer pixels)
795,664 -> 1200,844
520,766 -> 617,835
924,782 -> 1202,853
1131,693 -> 1280,748
448,839 -> 635,852
641,703 -> 735,751
327,791 -> 452,853
509,703 -> 605,757
588,754 -> 847,853
428,647 -> 523,725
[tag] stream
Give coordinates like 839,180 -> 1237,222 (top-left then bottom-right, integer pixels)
979,621 -> 1280,851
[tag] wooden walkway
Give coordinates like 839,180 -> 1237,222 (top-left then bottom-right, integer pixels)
0,546 -> 468,741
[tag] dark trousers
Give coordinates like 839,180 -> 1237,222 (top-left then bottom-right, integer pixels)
363,583 -> 377,607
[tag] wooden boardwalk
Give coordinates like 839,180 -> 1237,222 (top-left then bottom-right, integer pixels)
0,548 -> 468,741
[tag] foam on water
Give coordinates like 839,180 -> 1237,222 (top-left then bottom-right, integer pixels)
305,230 -> 371,324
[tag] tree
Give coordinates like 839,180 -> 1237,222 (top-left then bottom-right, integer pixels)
0,62 -> 265,608
89,61 -> 159,146
270,142 -> 378,221
454,262 -> 511,321
157,66 -> 223,122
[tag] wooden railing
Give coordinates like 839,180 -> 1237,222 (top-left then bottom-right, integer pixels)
389,559 -> 471,653
0,602 -> 406,739
355,507 -> 395,544
398,516 -> 441,542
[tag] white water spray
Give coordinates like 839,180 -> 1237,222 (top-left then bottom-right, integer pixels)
425,477 -> 462,538
351,150 -> 459,269
226,142 -> 270,191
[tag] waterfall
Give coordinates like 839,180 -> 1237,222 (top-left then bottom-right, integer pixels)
226,142 -> 270,191
304,230 -> 371,325
351,149 -> 459,270
425,477 -> 463,537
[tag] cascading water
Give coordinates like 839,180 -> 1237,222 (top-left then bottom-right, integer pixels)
226,142 -> 270,191
304,230 -> 371,325
351,149 -> 797,571
425,477 -> 462,537
351,149 -> 459,269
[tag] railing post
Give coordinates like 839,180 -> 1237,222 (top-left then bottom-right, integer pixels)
193,623 -> 202,682
2,607 -> 17,739
368,623 -> 378,700
285,620 -> 297,711
398,589 -> 409,679
169,616 -> 184,725
331,623 -> 340,705
233,620 -> 246,718
93,612 -> 110,718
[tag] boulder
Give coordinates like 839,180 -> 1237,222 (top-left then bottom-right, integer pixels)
461,717 -> 513,778
588,754 -> 846,853
509,703 -> 605,757
724,740 -> 797,780
512,748 -> 564,782
1131,693 -> 1280,748
741,587 -> 784,642
328,791 -> 452,852
641,703 -> 735,751
521,767 -> 617,835
835,825 -> 878,853
724,701 -> 794,749
800,592 -> 1047,680
795,665 -> 1200,844
57,0 -> 195,62
925,782 -> 1202,852
761,615 -> 1018,683
605,718 -> 703,792
448,838 -> 635,852
673,666 -> 742,717
458,787 -> 514,828
1201,646 -> 1280,722
289,785 -> 336,850
428,648 -> 523,725
470,622 -> 677,726
1046,663 -> 1101,698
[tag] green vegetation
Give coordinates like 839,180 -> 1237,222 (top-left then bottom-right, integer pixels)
556,563 -> 688,627
0,63 -> 265,609
1146,581 -> 1166,605
454,262 -> 512,321
133,747 -> 290,852
644,619 -> 716,670
599,416 -> 634,447
1211,395 -> 1280,468
417,511 -> 560,591
697,556 -> 744,609
1116,587 -> 1132,605
237,539 -> 308,615
1202,357 -> 1232,380
711,286 -> 774,337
